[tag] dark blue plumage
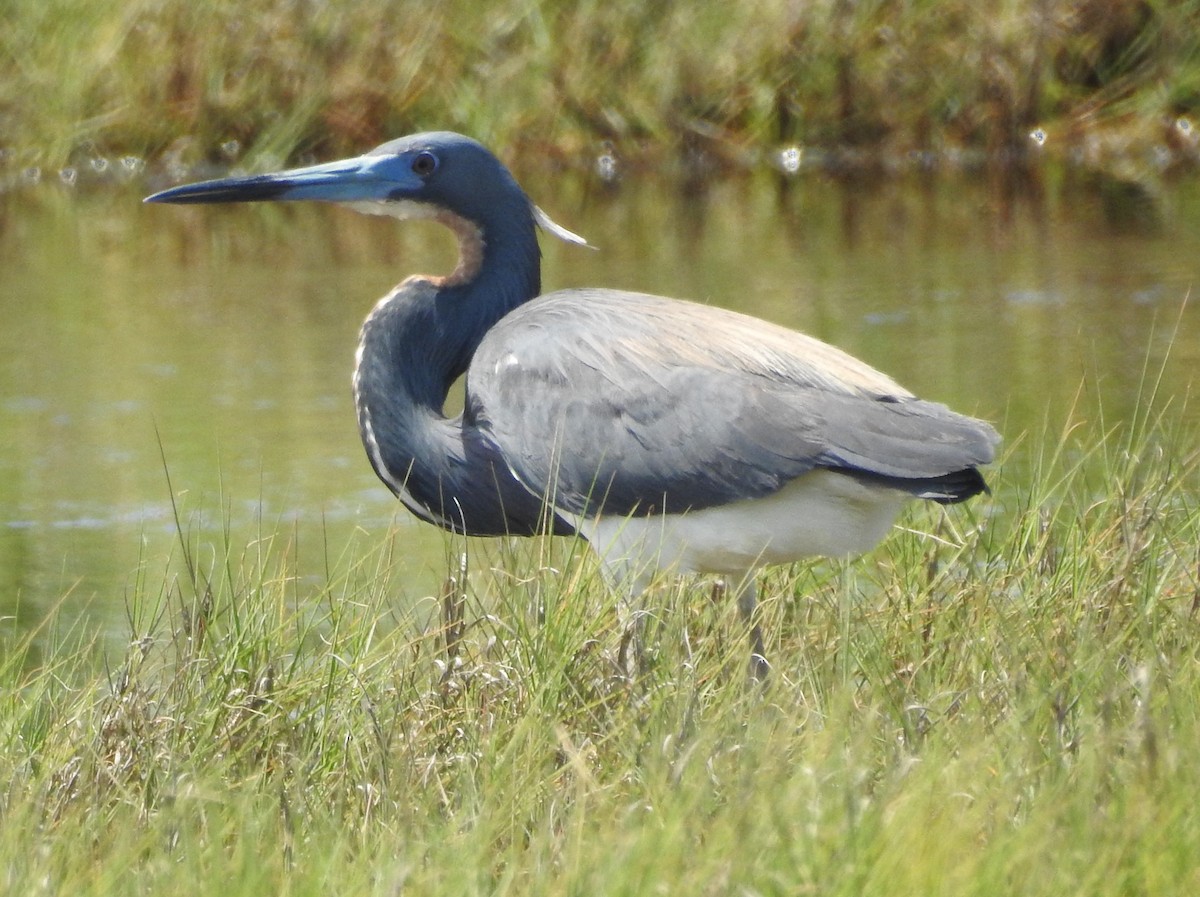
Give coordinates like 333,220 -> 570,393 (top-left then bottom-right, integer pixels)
151,133 -> 572,536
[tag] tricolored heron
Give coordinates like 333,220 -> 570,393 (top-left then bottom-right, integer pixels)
146,131 -> 999,676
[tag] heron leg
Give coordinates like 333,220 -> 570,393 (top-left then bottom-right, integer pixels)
734,576 -> 770,680
611,568 -> 652,681
616,603 -> 649,680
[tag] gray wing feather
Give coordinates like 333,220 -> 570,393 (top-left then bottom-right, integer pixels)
467,289 -> 999,517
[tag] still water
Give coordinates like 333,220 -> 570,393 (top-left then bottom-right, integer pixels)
2,166 -> 1198,649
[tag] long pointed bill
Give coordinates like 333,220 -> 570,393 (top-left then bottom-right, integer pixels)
144,155 -> 421,206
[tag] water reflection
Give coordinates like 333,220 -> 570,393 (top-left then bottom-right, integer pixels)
1,169 -> 1197,651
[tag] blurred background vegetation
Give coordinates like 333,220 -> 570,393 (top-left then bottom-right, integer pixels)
1,0 -> 1198,177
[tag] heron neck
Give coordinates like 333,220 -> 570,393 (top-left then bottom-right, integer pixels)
355,209 -> 540,422
352,217 -> 542,530
405,220 -> 540,410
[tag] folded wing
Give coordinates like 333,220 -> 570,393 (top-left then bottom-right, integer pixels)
467,289 -> 999,518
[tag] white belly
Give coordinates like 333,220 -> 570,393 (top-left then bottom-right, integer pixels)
575,469 -> 908,590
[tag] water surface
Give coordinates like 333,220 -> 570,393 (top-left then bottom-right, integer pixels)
2,167 -> 1197,649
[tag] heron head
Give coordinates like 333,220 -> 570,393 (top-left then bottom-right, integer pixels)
145,131 -> 588,246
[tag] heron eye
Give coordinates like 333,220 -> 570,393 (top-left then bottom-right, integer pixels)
412,151 -> 439,177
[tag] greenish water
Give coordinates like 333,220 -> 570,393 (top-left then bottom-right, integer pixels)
2,168 -> 1198,649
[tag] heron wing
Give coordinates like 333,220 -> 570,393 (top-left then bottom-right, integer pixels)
467,289 -> 999,517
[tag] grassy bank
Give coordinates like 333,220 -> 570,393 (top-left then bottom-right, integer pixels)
1,0 -> 1198,175
2,395 -> 1198,893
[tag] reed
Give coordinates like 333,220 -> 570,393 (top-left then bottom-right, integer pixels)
1,0 -> 1197,174
2,391 -> 1198,894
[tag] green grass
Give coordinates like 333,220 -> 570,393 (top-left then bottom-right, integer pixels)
2,394 -> 1199,894
1,0 -> 1198,174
